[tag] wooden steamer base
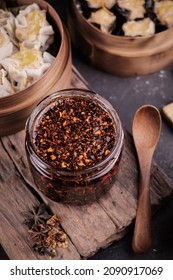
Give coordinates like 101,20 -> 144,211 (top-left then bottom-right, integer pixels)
0,67 -> 173,260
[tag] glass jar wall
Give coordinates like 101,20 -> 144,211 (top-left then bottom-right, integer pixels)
25,88 -> 124,205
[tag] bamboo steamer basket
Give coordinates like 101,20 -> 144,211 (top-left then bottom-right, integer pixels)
67,0 -> 173,77
0,0 -> 72,136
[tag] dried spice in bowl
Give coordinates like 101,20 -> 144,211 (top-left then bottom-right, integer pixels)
25,89 -> 124,205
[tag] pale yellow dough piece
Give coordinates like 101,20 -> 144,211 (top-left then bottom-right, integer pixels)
89,7 -> 116,33
122,18 -> 155,37
117,0 -> 145,20
154,0 -> 173,28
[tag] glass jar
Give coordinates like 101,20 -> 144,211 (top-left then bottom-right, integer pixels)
25,88 -> 124,205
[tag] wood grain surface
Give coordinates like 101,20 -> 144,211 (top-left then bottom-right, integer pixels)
0,67 -> 173,260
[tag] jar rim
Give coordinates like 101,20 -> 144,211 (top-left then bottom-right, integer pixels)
26,88 -> 124,176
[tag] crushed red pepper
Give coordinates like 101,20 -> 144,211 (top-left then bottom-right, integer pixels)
33,97 -> 116,170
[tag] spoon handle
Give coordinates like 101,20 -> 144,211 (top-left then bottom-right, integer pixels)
132,180 -> 152,254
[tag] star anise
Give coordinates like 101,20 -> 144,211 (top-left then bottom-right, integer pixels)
23,204 -> 52,228
33,240 -> 46,255
27,223 -> 50,254
28,224 -> 50,243
23,204 -> 68,257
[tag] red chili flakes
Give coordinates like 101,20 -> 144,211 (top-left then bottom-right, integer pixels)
33,97 -> 116,170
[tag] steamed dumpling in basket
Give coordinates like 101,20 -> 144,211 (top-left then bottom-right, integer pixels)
0,68 -> 14,97
15,3 -> 54,51
1,45 -> 55,93
0,9 -> 12,27
117,0 -> 146,20
0,9 -> 16,46
0,27 -> 15,61
154,0 -> 173,28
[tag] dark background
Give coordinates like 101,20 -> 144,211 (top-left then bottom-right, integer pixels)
1,0 -> 173,260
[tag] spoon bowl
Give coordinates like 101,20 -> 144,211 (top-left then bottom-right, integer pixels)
133,106 -> 162,149
132,104 -> 162,254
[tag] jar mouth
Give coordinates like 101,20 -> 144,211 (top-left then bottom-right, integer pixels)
26,88 -> 124,176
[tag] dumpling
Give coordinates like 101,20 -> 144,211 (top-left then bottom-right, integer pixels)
15,3 -> 54,51
0,9 -> 14,27
0,27 -> 14,62
1,45 -> 55,92
154,0 -> 173,28
122,18 -> 155,37
86,0 -> 116,9
117,0 -> 145,20
0,9 -> 16,45
88,7 -> 116,33
0,68 -> 14,97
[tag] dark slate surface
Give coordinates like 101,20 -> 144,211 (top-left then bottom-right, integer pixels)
0,0 -> 173,260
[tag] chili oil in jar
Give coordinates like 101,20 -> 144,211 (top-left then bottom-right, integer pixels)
25,89 -> 124,205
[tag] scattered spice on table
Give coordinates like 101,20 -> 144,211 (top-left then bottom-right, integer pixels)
23,203 -> 68,257
33,97 -> 116,171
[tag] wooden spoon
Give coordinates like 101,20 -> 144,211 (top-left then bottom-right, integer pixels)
132,104 -> 162,254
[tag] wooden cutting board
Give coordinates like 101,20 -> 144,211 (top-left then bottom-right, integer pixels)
0,66 -> 173,260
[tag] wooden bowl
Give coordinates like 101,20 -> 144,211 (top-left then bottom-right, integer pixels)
67,0 -> 173,77
0,0 -> 72,136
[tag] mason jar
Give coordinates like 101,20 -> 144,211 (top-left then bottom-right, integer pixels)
25,88 -> 124,205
